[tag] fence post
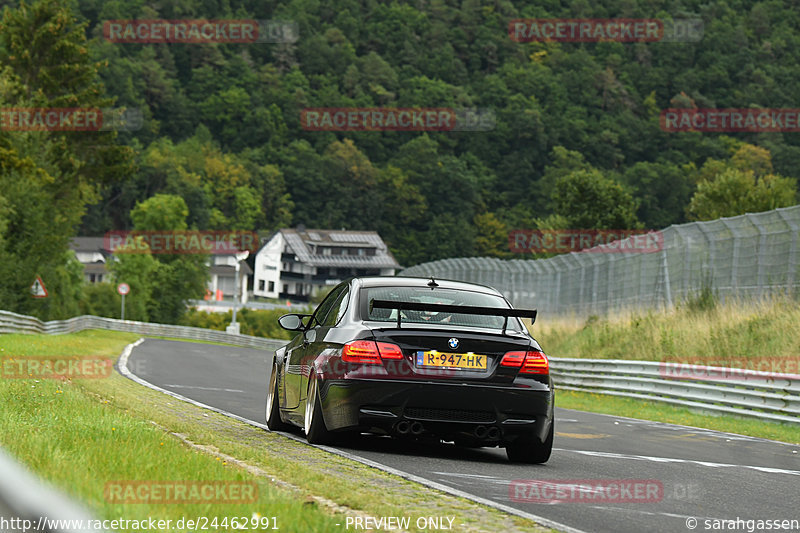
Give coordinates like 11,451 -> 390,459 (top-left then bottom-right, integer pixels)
777,208 -> 799,298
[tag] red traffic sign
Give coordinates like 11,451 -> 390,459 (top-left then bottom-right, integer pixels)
117,283 -> 130,296
30,277 -> 48,298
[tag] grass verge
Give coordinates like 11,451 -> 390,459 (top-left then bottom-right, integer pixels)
533,296 -> 800,369
533,297 -> 800,443
555,390 -> 800,444
0,330 -> 550,533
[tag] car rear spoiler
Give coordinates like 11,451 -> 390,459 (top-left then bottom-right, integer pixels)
369,299 -> 537,333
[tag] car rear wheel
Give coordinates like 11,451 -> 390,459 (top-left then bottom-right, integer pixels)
266,361 -> 289,431
304,372 -> 331,444
506,421 -> 554,464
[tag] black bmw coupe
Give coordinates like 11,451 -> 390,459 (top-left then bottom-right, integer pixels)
266,276 -> 554,463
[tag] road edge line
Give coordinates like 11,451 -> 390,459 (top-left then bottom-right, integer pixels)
118,339 -> 586,533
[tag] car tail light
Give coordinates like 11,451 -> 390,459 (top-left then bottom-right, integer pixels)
342,340 -> 381,363
501,350 -> 549,374
377,342 -> 403,359
342,340 -> 403,363
500,351 -> 526,367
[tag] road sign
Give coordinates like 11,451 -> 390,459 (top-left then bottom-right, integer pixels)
117,283 -> 130,296
30,277 -> 48,298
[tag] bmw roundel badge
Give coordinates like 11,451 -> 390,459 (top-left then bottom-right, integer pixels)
448,338 -> 459,349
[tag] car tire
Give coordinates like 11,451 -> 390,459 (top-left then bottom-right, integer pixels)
506,421 -> 554,464
304,372 -> 331,444
266,361 -> 290,431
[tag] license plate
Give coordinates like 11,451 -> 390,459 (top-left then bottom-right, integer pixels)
415,351 -> 487,370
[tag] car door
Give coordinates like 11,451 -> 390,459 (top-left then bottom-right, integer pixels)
283,284 -> 346,413
298,285 -> 351,406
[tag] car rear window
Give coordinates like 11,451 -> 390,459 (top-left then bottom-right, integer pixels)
363,286 -> 523,331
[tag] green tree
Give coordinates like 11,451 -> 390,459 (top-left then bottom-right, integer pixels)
687,168 -> 797,221
622,162 -> 694,229
552,169 -> 642,229
107,236 -> 158,322
0,0 -> 132,319
128,194 -> 208,323
473,212 -> 508,257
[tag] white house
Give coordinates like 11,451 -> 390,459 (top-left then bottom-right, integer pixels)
252,228 -> 400,300
208,253 -> 251,303
70,237 -> 112,283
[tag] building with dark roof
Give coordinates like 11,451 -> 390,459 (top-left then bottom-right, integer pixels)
253,228 -> 400,300
70,237 -> 112,283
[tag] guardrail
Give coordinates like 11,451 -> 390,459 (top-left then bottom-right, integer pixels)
0,310 -> 286,351
550,357 -> 800,425
1,309 -> 798,528
2,311 -> 798,427
0,310 -> 286,531
0,447 -> 109,533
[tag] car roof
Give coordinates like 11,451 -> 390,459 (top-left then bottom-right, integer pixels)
353,276 -> 503,296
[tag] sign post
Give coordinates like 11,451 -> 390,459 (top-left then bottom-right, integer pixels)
226,251 -> 250,335
30,277 -> 48,298
117,283 -> 130,320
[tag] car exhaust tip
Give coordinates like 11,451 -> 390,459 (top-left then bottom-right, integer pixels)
410,421 -> 424,435
396,420 -> 411,435
487,427 -> 500,439
474,425 -> 488,439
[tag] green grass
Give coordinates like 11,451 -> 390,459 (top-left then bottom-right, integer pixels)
531,297 -> 800,443
0,331 -> 338,532
556,389 -> 800,444
533,296 -> 800,368
0,330 -> 549,533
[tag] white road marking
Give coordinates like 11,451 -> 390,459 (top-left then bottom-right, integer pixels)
117,340 -> 587,533
554,448 -> 800,476
558,408 -> 799,446
163,383 -> 245,393
431,472 -> 498,479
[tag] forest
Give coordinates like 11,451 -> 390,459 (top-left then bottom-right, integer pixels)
1,0 -> 799,320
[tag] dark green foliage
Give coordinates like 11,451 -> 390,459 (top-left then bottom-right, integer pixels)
5,0 -> 800,322
72,0 -> 800,265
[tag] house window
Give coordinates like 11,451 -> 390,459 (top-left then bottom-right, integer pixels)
258,280 -> 265,291
323,247 -> 331,255
268,281 -> 274,292
357,248 -> 365,256
89,274 -> 96,283
283,284 -> 288,294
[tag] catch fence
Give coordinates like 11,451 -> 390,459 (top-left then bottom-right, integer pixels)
401,206 -> 800,316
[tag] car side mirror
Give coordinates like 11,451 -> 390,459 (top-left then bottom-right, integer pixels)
278,314 -> 309,331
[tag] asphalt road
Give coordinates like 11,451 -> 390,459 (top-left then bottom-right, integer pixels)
126,339 -> 800,533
